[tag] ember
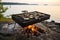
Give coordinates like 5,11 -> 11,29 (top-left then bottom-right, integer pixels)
21,24 -> 45,37
24,24 -> 37,33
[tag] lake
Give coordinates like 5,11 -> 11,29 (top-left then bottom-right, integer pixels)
4,5 -> 60,22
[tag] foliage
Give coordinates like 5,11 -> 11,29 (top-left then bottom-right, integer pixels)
0,0 -> 8,18
0,0 -> 12,22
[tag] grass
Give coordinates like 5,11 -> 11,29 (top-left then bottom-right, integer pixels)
0,17 -> 13,23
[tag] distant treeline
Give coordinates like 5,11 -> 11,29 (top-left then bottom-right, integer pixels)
0,2 -> 38,5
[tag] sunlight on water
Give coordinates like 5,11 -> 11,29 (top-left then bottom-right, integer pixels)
4,5 -> 60,22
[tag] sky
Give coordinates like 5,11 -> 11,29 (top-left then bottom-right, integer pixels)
2,0 -> 60,4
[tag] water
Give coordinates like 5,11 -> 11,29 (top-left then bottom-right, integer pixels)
4,5 -> 60,22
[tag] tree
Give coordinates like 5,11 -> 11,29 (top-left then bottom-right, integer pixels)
0,0 -> 8,19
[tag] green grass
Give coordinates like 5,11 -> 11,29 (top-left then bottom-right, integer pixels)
0,17 -> 13,23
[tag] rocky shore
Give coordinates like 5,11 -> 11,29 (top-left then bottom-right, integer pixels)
0,21 -> 60,40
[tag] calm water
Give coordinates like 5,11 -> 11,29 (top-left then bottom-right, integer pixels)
4,5 -> 60,22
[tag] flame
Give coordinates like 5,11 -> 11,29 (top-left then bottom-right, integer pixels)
24,24 -> 37,32
22,24 -> 45,36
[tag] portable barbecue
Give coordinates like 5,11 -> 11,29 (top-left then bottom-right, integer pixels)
12,11 -> 50,27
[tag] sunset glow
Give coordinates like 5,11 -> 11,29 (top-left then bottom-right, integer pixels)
2,0 -> 60,4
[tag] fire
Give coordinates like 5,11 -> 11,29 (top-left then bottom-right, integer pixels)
24,24 -> 37,33
28,25 -> 37,32
23,24 -> 45,36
